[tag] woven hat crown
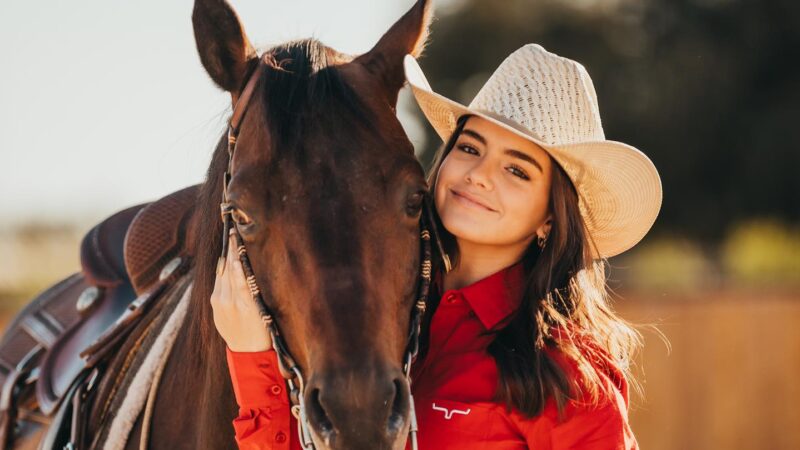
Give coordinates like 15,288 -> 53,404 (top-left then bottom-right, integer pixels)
470,44 -> 605,146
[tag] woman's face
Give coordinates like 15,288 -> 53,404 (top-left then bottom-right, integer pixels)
435,116 -> 553,248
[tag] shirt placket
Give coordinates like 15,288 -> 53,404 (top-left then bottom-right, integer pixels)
413,290 -> 473,381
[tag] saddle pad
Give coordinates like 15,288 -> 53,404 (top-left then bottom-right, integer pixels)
91,276 -> 193,450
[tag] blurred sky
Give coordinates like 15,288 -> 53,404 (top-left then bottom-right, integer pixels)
0,0 -> 434,226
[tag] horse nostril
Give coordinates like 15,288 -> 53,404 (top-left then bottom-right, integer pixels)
387,378 -> 409,434
307,388 -> 335,439
305,372 -> 410,446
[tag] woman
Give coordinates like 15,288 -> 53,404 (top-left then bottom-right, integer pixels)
212,44 -> 662,449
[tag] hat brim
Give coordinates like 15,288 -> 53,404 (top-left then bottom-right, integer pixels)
404,55 -> 662,258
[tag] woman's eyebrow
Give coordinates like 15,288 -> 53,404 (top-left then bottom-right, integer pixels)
461,129 -> 487,145
462,128 -> 544,173
504,149 -> 544,173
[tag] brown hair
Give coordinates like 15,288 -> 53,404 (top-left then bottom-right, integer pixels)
420,115 -> 642,418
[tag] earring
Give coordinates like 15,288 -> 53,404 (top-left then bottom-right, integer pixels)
537,233 -> 549,249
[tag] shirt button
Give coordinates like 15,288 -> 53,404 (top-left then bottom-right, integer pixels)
270,384 -> 283,395
275,431 -> 287,443
445,293 -> 458,303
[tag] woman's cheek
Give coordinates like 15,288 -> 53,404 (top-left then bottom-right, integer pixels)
509,188 -> 549,239
493,186 -> 532,240
434,158 -> 456,211
434,181 -> 447,217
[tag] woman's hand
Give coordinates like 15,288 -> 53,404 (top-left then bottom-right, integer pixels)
210,232 -> 273,353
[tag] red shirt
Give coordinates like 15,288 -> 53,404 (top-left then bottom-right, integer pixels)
225,264 -> 638,449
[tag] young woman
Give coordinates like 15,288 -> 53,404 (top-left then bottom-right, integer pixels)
212,44 -> 662,449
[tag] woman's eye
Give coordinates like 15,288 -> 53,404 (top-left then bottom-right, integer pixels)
457,144 -> 479,155
507,165 -> 530,180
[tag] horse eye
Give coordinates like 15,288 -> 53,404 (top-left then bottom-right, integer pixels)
231,209 -> 253,227
406,191 -> 424,217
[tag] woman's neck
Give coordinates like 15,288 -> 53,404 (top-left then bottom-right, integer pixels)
443,238 -> 529,291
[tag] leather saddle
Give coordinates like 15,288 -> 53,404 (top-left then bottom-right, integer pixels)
0,184 -> 200,448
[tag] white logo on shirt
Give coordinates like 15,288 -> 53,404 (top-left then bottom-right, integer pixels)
432,403 -> 471,420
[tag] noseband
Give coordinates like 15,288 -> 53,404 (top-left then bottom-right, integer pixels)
216,54 -> 441,450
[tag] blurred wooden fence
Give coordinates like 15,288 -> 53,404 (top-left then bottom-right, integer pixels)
619,291 -> 800,450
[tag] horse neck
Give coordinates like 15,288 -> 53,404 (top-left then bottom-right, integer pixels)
184,266 -> 238,440
145,269 -> 238,449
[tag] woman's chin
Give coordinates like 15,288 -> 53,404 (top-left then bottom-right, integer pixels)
442,216 -> 498,243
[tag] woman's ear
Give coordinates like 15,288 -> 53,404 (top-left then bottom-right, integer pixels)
536,216 -> 553,240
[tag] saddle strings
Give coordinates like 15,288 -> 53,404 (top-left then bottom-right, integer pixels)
217,55 -> 435,450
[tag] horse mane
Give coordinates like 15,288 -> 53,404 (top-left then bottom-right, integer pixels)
178,38 -> 368,444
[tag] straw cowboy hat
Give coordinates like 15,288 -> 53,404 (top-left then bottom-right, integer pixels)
404,44 -> 662,258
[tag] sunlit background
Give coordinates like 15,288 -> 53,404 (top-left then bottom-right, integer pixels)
1,0 -> 798,448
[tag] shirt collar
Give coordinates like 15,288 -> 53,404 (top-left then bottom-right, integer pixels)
445,262 -> 526,330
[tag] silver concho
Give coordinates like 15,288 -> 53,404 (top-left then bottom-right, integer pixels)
76,286 -> 100,313
159,257 -> 182,281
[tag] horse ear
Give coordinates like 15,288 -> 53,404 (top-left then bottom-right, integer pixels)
192,0 -> 257,98
356,0 -> 433,107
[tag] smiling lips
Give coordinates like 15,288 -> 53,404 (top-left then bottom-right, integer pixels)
450,189 -> 497,212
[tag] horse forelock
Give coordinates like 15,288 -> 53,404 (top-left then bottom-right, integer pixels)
258,39 -> 366,151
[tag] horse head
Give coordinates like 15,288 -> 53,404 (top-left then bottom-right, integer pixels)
191,1 -> 432,449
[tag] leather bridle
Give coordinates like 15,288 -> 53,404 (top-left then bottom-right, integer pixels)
216,54 -> 439,450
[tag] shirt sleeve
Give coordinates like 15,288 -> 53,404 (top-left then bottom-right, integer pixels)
553,346 -> 637,450
547,392 -> 638,450
513,384 -> 637,450
225,347 -> 293,450
515,345 -> 639,450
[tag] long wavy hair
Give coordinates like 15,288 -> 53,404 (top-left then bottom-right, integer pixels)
420,115 -> 643,418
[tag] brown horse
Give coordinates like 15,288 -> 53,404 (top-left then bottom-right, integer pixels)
1,0 -> 433,449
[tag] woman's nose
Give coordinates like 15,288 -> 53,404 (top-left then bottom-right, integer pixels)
464,157 -> 494,190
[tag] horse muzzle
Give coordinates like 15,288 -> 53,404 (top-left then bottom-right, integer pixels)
304,364 -> 411,450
